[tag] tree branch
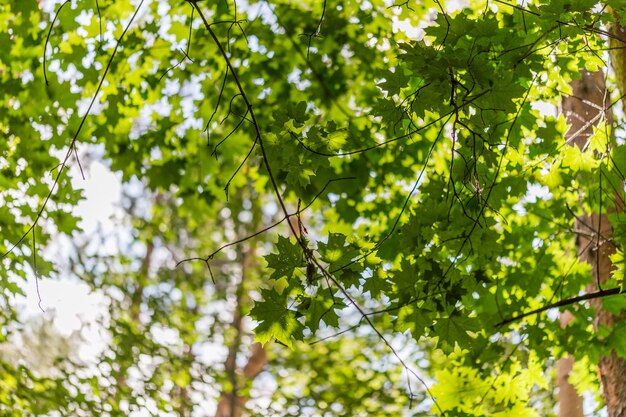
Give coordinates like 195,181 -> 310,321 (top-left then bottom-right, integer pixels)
496,287 -> 622,328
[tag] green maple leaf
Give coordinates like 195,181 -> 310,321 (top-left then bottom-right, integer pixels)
265,236 -> 305,280
362,271 -> 392,298
394,304 -> 433,340
611,145 -> 626,178
251,289 -> 304,348
286,166 -> 316,187
325,129 -> 349,151
434,308 -> 481,350
317,233 -> 360,272
561,146 -> 598,172
378,69 -> 410,96
307,296 -> 342,332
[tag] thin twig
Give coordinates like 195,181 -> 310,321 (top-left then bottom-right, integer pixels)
43,0 -> 71,86
32,226 -> 44,313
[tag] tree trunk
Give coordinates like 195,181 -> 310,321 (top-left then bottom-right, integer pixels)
215,342 -> 267,417
561,60 -> 626,415
558,312 -> 583,417
215,244 -> 267,417
560,68 -> 609,417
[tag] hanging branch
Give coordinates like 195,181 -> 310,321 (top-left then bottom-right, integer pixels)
186,2 -> 442,411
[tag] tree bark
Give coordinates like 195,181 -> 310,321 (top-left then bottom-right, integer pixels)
562,62 -> 626,415
558,311 -> 583,417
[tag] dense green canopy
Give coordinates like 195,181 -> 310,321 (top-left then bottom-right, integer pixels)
2,0 -> 626,415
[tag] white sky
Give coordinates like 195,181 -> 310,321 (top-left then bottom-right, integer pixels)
18,159 -> 122,361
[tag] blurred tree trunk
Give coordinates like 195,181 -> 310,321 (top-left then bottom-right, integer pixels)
559,68 -> 609,417
593,16 -> 626,417
215,236 -> 267,417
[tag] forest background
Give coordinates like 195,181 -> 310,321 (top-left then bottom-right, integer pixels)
3,0 -> 626,416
